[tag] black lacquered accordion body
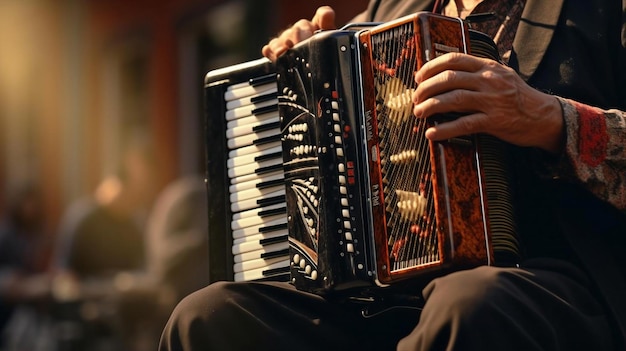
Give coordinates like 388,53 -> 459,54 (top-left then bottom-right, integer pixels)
204,12 -> 520,297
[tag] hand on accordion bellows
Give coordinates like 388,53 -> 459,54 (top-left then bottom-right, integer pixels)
262,6 -> 336,62
412,52 -> 564,154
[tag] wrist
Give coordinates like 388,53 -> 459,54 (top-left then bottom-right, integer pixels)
539,95 -> 565,154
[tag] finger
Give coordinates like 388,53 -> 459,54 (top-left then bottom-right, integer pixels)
289,20 -> 318,43
414,89 -> 485,119
262,37 -> 294,62
311,6 -> 336,30
262,6 -> 336,61
424,113 -> 489,141
415,53 -> 486,84
413,70 -> 479,105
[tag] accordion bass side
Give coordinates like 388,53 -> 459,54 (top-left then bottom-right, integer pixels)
203,11 -> 520,296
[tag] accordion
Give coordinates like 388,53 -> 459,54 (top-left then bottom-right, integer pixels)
204,12 -> 520,298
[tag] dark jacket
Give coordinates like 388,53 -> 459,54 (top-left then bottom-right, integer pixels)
356,0 -> 626,346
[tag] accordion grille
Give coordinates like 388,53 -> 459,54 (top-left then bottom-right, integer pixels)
370,23 -> 440,271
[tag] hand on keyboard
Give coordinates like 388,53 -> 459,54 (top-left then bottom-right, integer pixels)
262,6 -> 336,62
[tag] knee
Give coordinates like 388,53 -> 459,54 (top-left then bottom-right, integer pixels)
160,281 -> 237,350
171,281 -> 235,321
422,266 -> 518,323
396,267 -> 522,350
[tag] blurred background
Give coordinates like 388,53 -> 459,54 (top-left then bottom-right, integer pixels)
0,0 -> 367,350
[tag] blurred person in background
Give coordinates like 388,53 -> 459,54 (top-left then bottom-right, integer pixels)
55,135 -> 157,278
52,134 -> 161,351
0,181 -> 55,351
136,175 -> 210,351
145,175 -> 209,308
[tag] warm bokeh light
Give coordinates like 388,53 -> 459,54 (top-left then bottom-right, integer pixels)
0,1 -> 367,350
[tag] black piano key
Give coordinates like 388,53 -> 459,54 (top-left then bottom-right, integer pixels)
262,266 -> 291,277
255,151 -> 283,162
260,234 -> 289,245
257,194 -> 286,208
251,104 -> 278,116
257,178 -> 285,190
249,73 -> 277,86
261,248 -> 290,259
252,120 -> 280,133
255,163 -> 283,175
258,206 -> 286,217
253,133 -> 282,146
256,270 -> 290,282
259,222 -> 288,234
250,91 -> 277,104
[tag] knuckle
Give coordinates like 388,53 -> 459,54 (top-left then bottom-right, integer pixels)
450,90 -> 465,106
480,69 -> 496,80
447,52 -> 464,63
458,116 -> 480,133
269,38 -> 283,51
294,19 -> 313,31
442,70 -> 457,82
279,28 -> 293,40
294,19 -> 308,26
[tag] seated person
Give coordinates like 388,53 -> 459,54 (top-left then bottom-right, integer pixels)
160,1 -> 626,350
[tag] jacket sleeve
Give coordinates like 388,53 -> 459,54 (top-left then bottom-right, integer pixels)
548,98 -> 626,213
536,1 -> 626,213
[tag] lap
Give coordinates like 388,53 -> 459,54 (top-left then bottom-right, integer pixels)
401,258 -> 614,350
160,258 -> 615,351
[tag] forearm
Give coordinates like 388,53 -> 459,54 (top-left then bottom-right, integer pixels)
547,97 -> 626,212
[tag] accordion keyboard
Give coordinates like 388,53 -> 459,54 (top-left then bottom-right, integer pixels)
205,59 -> 290,282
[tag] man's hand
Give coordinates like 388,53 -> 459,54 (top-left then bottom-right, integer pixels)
412,53 -> 564,154
262,6 -> 336,61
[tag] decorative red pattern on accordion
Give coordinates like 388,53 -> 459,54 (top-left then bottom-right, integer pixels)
360,13 -> 493,285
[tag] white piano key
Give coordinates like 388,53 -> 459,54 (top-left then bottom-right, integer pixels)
233,241 -> 289,262
233,259 -> 290,282
227,127 -> 281,149
228,155 -> 283,179
226,99 -> 277,121
226,86 -> 278,110
231,210 -> 286,231
226,110 -> 278,131
232,202 -> 285,221
232,217 -> 287,239
233,228 -> 289,246
234,255 -> 287,274
225,82 -> 276,102
226,115 -> 280,139
231,188 -> 285,213
229,171 -> 284,193
228,141 -> 281,159
227,144 -> 282,170
230,183 -> 284,203
230,171 -> 270,187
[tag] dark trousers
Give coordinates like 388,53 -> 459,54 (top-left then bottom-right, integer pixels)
159,258 -> 616,351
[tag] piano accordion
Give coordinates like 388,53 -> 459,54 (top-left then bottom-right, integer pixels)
205,12 -> 520,297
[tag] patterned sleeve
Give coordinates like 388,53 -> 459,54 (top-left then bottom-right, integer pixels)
547,97 -> 626,212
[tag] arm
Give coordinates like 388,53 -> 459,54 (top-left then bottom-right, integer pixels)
551,98 -> 626,211
411,53 -> 626,212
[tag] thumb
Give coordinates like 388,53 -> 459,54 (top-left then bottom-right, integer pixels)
311,6 -> 336,31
